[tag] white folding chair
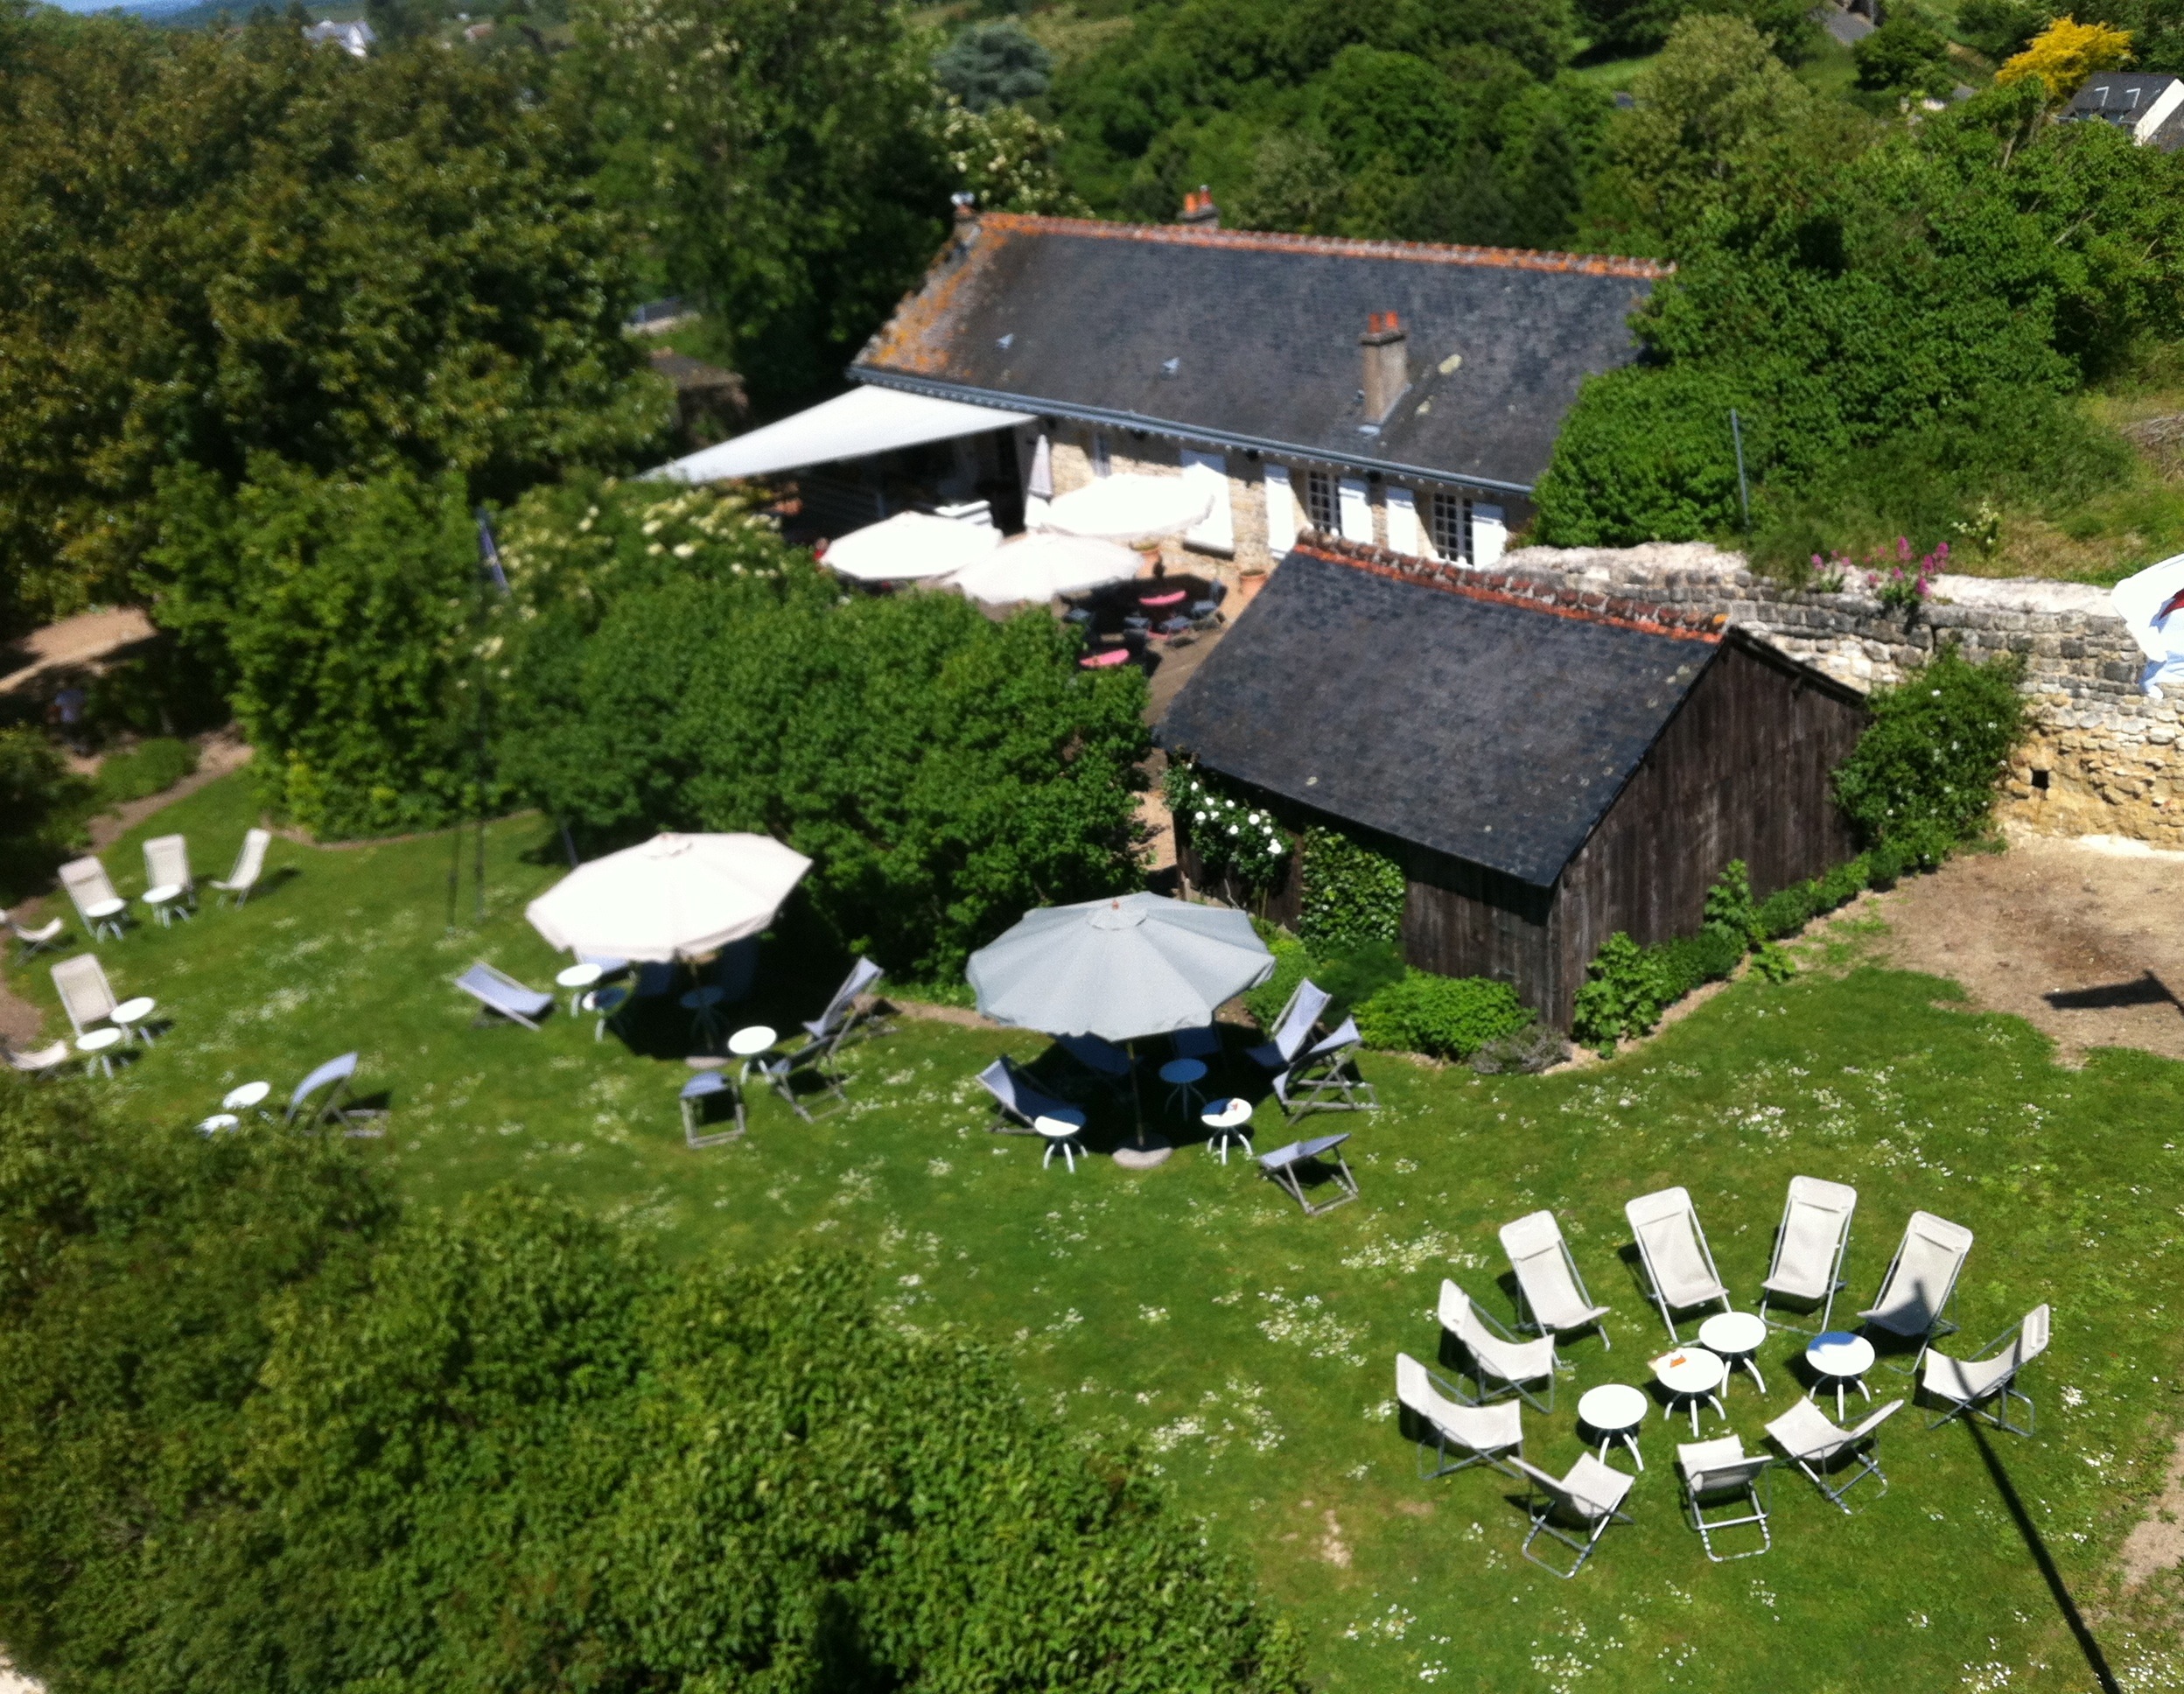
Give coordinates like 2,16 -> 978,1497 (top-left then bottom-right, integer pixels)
59,857 -> 128,942
1509,1453 -> 1635,1578
1437,1279 -> 1559,1412
140,834 -> 195,927
210,828 -> 271,906
285,1052 -> 385,1137
1764,1396 -> 1903,1514
1760,1175 -> 1857,1334
1396,1352 -> 1524,1480
1922,1304 -> 2050,1435
1626,1186 -> 1731,1340
4,1039 -> 72,1076
1858,1210 -> 1974,1369
1500,1209 -> 1612,1351
7,909 -> 65,961
1676,1436 -> 1774,1562
1246,978 -> 1331,1074
50,953 -> 136,1077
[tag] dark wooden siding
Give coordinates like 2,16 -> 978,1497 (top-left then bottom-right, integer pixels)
1399,846 -> 1558,1016
1544,637 -> 1866,1025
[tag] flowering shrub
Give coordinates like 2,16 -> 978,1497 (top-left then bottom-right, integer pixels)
1809,536 -> 1943,610
1835,642 -> 2026,866
1163,763 -> 1290,888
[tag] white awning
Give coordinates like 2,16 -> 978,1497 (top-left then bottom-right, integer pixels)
648,384 -> 1036,484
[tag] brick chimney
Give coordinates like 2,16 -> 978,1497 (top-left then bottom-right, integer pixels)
1361,311 -> 1407,423
1179,186 -> 1221,230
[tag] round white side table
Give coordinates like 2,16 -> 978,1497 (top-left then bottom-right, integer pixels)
1698,1310 -> 1769,1395
1653,1348 -> 1728,1436
1034,1110 -> 1089,1172
1200,1096 -> 1255,1164
1577,1382 -> 1649,1471
1806,1330 -> 1876,1421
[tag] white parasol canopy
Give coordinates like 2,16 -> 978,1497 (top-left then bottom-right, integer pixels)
2111,553 -> 2184,696
1040,473 -> 1213,542
822,510 -> 1003,582
526,832 -> 812,963
966,892 -> 1274,1042
948,533 -> 1144,606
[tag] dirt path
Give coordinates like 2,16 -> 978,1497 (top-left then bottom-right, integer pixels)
1868,825 -> 2184,1065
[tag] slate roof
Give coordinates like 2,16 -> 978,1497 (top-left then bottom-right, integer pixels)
853,215 -> 1664,495
1155,543 -> 1726,886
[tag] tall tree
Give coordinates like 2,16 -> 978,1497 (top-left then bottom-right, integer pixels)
0,5 -> 662,633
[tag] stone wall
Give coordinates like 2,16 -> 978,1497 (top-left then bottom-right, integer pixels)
1397,536 -> 2181,846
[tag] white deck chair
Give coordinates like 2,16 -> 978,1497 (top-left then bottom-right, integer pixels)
1764,1396 -> 1903,1513
453,962 -> 555,1030
285,1051 -> 385,1136
51,953 -> 119,1036
59,856 -> 128,942
1500,1209 -> 1613,1351
1759,1175 -> 1857,1334
1676,1436 -> 1774,1562
4,1039 -> 72,1076
141,834 -> 195,926
210,828 -> 271,906
8,909 -> 65,960
1509,1453 -> 1635,1578
1396,1352 -> 1524,1480
1922,1304 -> 2050,1435
1437,1279 -> 1559,1412
802,956 -> 886,1043
1247,978 -> 1331,1073
1626,1186 -> 1731,1340
1858,1210 -> 1974,1368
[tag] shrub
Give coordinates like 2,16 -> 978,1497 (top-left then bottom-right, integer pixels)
1244,932 -> 1313,1030
1354,970 -> 1533,1060
1470,1022 -> 1572,1074
1703,858 -> 1758,943
1650,921 -> 1748,1002
0,1081 -> 1307,1693
1756,881 -> 1819,939
1834,645 -> 2027,858
92,737 -> 198,807
0,729 -> 92,900
1533,364 -> 1746,546
1298,825 -> 1406,952
1164,763 -> 1291,891
1572,931 -> 1665,1049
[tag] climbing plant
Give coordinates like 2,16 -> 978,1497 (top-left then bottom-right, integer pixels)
1298,825 -> 1406,951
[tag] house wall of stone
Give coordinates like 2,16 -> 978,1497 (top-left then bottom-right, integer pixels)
1502,542 -> 2180,847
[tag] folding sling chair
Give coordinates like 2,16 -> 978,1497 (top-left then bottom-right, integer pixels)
1509,1453 -> 1635,1578
1676,1436 -> 1774,1562
1858,1210 -> 1975,1370
1759,1175 -> 1858,1334
1395,1352 -> 1524,1480
285,1052 -> 386,1137
1764,1397 -> 1903,1514
1256,1132 -> 1359,1216
1921,1304 -> 2050,1435
1437,1279 -> 1559,1413
1500,1209 -> 1613,1351
1626,1186 -> 1732,1340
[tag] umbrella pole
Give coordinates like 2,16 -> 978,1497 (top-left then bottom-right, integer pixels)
1130,1037 -> 1147,1148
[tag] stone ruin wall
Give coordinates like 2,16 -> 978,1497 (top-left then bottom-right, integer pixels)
1493,542 -> 2181,847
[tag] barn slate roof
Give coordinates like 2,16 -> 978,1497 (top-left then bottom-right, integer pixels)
852,214 -> 1664,495
1155,543 -> 1728,887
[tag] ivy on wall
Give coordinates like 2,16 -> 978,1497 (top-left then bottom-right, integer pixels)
1298,825 -> 1406,951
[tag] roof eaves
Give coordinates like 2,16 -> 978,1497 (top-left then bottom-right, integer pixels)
848,368 -> 1540,498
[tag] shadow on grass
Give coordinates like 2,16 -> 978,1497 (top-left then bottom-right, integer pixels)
1965,1418 -> 2122,1694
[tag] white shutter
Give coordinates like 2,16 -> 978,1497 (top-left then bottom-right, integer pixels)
1180,449 -> 1234,555
1473,503 -> 1508,567
1337,477 -> 1373,544
1384,487 -> 1420,556
1263,464 -> 1298,561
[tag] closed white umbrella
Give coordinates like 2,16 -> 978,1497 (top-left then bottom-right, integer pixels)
526,832 -> 812,962
949,533 -> 1143,606
1040,473 -> 1212,542
822,510 -> 1002,582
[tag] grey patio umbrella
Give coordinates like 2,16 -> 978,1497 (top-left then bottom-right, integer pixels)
967,892 -> 1274,1041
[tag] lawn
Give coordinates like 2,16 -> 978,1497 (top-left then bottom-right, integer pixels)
11,767 -> 2184,1691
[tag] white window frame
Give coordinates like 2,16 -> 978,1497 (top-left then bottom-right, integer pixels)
1302,468 -> 1337,533
1428,489 -> 1474,564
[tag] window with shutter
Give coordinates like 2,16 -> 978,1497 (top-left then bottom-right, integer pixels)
1336,477 -> 1372,543
1263,465 -> 1298,561
1428,491 -> 1473,564
1384,487 -> 1420,556
1303,469 -> 1337,532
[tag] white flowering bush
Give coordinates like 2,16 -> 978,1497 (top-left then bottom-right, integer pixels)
1163,761 -> 1290,888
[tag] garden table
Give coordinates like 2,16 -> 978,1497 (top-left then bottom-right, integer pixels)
222,1081 -> 272,1118
1577,1382 -> 1648,1471
1698,1310 -> 1769,1395
141,883 -> 187,927
1034,1110 -> 1088,1172
556,962 -> 603,1015
1158,1056 -> 1208,1116
1652,1348 -> 1728,1436
729,1024 -> 777,1087
113,997 -> 158,1045
1805,1330 -> 1876,1420
681,984 -> 726,1049
1200,1096 -> 1254,1164
77,1026 -> 122,1078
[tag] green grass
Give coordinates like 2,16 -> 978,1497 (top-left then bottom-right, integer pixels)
10,769 -> 2184,1690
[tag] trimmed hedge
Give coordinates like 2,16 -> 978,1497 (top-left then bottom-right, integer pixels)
93,737 -> 198,806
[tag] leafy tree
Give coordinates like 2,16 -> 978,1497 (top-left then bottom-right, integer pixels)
1231,130 -> 1352,233
1596,15 -> 1812,245
0,6 -> 662,634
934,18 -> 1053,111
144,458 -> 482,838
492,478 -> 1150,977
0,1081 -> 1309,1692
2086,0 -> 2184,68
570,0 -> 956,409
1996,13 -> 2135,99
0,731 -> 91,901
1535,365 -> 1749,542
940,101 -> 1094,216
1853,14 -> 1957,94
1957,0 -> 2051,62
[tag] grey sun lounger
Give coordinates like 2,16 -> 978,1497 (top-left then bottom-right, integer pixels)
1247,978 -> 1331,1074
679,1070 -> 746,1148
802,956 -> 886,1043
976,1055 -> 1079,1134
285,1051 -> 385,1137
454,962 -> 555,1030
1271,1017 -> 1377,1121
1257,1131 -> 1359,1215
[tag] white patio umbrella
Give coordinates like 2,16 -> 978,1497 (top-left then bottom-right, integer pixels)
1040,473 -> 1212,542
2111,552 -> 2184,696
822,510 -> 1002,582
525,832 -> 812,962
948,533 -> 1143,606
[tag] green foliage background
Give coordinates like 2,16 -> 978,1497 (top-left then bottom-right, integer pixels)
0,1075 -> 1307,1692
492,479 -> 1151,978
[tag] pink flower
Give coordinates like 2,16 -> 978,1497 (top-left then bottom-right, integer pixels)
1897,536 -> 1912,562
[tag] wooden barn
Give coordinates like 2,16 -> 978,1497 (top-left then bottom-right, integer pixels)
1156,538 -> 1870,1028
